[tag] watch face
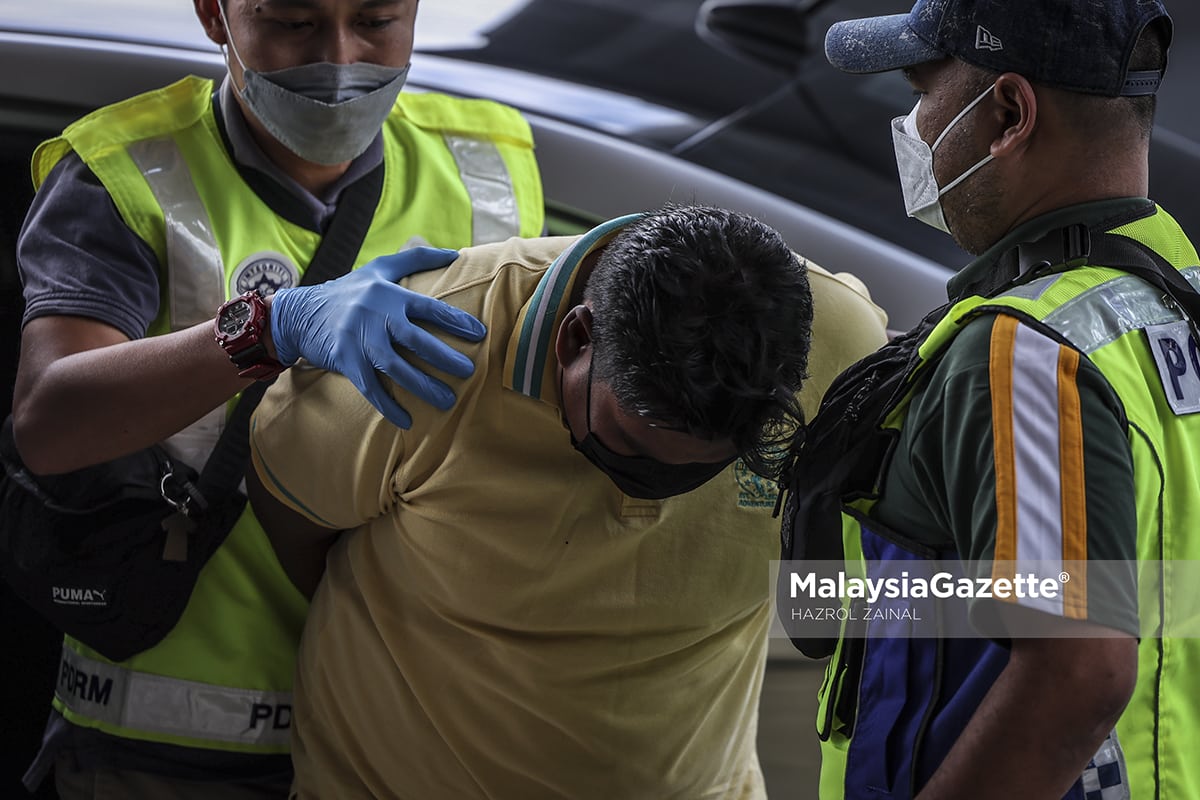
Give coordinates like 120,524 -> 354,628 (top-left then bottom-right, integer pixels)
218,299 -> 252,336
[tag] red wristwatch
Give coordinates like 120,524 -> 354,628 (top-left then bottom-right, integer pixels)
214,291 -> 286,381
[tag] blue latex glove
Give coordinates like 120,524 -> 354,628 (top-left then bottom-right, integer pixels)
270,247 -> 485,429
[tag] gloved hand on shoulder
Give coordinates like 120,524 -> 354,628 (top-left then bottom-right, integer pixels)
270,247 -> 485,429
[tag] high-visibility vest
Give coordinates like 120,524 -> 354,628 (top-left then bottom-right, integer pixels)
32,75 -> 543,758
819,206 -> 1200,799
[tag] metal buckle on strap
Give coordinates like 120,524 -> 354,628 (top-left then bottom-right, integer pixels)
159,461 -> 206,561
1016,224 -> 1091,277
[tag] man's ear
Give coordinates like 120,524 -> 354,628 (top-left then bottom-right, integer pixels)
554,304 -> 593,370
195,0 -> 229,47
990,73 -> 1037,158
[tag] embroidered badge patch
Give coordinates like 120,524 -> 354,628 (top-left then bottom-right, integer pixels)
735,460 -> 777,509
230,251 -> 300,298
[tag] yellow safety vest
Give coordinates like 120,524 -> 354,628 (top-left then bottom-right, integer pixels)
31,75 -> 543,756
818,207 -> 1200,798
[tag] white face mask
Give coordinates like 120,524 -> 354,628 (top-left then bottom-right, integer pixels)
891,82 -> 996,234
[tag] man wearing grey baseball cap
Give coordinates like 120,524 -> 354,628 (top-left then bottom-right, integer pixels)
782,0 -> 1200,798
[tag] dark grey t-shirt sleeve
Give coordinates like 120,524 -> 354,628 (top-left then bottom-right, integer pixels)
18,152 -> 161,340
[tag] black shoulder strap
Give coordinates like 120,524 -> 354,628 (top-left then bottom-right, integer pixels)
1013,222 -> 1200,326
298,163 -> 385,286
1086,230 -> 1200,337
195,163 -> 385,503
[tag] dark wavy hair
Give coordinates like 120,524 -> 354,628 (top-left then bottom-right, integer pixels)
583,204 -> 813,479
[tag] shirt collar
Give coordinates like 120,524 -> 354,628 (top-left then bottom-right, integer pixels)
504,214 -> 644,405
216,77 -> 384,228
947,198 -> 1157,300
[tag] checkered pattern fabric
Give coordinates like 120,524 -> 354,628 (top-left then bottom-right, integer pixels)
1080,729 -> 1130,800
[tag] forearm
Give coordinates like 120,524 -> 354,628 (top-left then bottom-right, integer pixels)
13,318 -> 252,474
916,634 -> 1136,800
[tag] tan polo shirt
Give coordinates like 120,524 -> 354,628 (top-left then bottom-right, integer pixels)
251,220 -> 887,799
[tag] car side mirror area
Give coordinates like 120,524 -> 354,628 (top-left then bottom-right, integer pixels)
696,0 -> 829,75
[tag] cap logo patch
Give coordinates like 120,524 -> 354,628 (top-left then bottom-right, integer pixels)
975,26 -> 1003,52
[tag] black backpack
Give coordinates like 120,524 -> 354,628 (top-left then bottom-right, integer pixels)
776,303 -> 948,658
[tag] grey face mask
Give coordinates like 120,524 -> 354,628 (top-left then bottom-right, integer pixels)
219,4 -> 408,165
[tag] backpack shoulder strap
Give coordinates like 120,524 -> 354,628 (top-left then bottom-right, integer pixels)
196,163 -> 385,504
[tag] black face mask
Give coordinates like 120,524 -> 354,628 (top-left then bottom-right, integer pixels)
561,358 -> 737,500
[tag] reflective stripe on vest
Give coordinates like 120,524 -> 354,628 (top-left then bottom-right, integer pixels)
126,139 -> 227,473
127,138 -> 225,331
837,243 -> 1197,799
37,77 -> 542,756
56,646 -> 291,747
128,134 -> 522,334
124,133 -> 523,474
442,133 -> 521,244
1000,265 -> 1200,355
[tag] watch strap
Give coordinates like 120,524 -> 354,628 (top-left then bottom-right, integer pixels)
215,291 -> 285,381
232,344 -> 284,380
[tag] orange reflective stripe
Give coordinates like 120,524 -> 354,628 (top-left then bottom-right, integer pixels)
990,316 -> 1018,581
1057,346 -> 1088,618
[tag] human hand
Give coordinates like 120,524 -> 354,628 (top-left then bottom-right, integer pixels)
270,247 -> 486,428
